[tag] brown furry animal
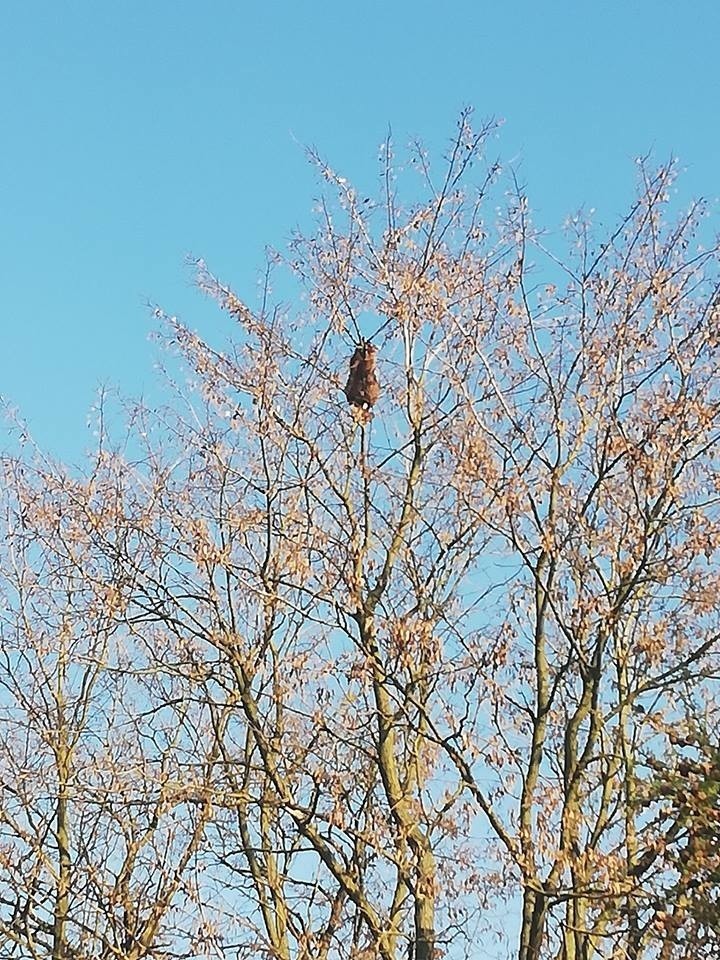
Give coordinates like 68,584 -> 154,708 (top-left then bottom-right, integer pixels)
344,342 -> 380,413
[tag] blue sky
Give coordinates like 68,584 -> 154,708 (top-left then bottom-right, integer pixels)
2,0 -> 719,460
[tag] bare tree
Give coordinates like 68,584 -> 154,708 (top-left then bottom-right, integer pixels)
0,454 -> 217,959
2,112 -> 720,960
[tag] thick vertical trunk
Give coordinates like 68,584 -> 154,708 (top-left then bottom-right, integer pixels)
519,887 -> 546,960
414,928 -> 435,960
413,848 -> 436,960
52,747 -> 71,960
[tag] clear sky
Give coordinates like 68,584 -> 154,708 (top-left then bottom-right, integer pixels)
2,0 -> 719,460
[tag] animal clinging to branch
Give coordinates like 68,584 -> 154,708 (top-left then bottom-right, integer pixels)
344,341 -> 380,420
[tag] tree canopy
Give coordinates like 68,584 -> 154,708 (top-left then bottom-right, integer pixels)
2,113 -> 719,960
